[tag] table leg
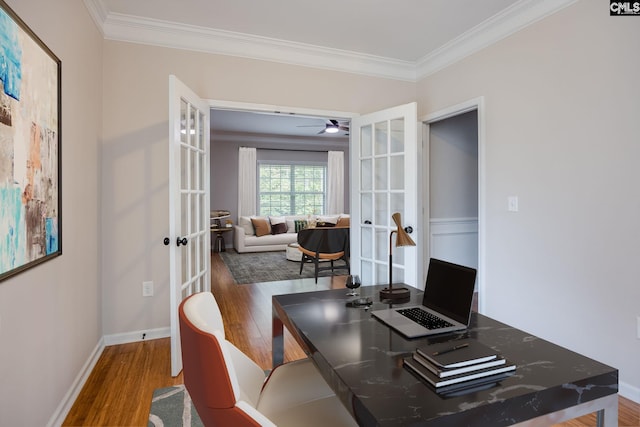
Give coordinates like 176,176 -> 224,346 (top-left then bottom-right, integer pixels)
511,394 -> 618,426
596,393 -> 618,427
272,307 -> 284,368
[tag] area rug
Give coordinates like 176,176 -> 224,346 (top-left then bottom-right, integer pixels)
148,385 -> 203,427
219,250 -> 322,284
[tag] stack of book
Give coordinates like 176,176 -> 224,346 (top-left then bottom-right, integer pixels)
403,339 -> 515,393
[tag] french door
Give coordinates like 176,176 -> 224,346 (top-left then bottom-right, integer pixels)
350,103 -> 419,288
168,75 -> 211,376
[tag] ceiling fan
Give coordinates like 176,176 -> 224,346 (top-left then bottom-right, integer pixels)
298,119 -> 349,135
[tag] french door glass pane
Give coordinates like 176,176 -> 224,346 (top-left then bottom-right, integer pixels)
390,155 -> 404,190
180,100 -> 187,143
374,193 -> 387,226
361,125 -> 372,157
361,193 -> 372,223
374,158 -> 387,190
374,121 -> 388,155
375,229 -> 387,262
361,159 -> 372,191
390,118 -> 404,153
361,227 -> 373,259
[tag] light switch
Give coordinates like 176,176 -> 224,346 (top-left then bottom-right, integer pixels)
508,196 -> 519,212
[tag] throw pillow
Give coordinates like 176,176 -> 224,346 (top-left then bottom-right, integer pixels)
294,220 -> 308,232
269,216 -> 288,235
271,222 -> 288,234
251,218 -> 270,237
336,216 -> 350,227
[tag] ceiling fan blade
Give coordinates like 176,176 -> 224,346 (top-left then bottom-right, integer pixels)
317,128 -> 326,134
338,125 -> 349,131
329,119 -> 339,126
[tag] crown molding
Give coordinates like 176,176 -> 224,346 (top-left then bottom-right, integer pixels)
415,0 -> 578,79
84,0 -> 577,83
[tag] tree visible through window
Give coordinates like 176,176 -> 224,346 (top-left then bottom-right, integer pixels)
258,163 -> 326,216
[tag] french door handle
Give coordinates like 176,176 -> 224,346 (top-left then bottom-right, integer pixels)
177,237 -> 188,246
404,226 -> 413,234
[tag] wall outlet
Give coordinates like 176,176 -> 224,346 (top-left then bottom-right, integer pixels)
142,281 -> 154,297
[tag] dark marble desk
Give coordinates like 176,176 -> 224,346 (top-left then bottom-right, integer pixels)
272,285 -> 618,427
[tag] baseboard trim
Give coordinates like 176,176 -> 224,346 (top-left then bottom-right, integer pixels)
103,327 -> 171,346
47,337 -> 106,427
48,327 -> 171,426
620,381 -> 640,404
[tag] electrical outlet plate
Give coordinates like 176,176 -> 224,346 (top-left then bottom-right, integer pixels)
142,281 -> 154,297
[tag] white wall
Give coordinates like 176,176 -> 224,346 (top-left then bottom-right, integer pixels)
429,110 -> 478,219
101,41 -> 415,337
0,1 -> 102,426
417,0 -> 640,400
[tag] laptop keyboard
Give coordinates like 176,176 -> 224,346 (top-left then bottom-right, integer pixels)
397,307 -> 454,330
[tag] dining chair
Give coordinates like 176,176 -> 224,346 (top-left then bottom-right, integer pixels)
179,292 -> 358,427
297,227 -> 350,283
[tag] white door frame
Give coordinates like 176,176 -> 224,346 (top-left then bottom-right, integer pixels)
419,96 -> 486,314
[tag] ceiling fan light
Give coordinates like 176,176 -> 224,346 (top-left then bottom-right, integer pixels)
325,125 -> 339,133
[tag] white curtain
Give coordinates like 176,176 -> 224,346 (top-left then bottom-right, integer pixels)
238,147 -> 257,216
326,151 -> 344,214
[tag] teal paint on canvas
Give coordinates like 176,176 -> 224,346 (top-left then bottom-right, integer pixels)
0,186 -> 25,273
0,7 -> 22,100
45,217 -> 57,254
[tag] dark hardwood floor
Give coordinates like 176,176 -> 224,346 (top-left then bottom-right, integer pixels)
63,253 -> 639,426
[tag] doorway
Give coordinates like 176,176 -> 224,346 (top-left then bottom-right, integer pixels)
421,97 -> 485,312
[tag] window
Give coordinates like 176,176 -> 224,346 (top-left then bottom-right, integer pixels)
258,163 -> 326,216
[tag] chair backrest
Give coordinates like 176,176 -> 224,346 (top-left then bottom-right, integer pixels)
179,293 -> 271,426
297,227 -> 350,255
180,291 -> 225,337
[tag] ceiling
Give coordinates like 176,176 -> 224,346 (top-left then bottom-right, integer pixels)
84,0 -> 575,140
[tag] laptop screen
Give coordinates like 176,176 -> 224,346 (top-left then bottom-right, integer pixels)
422,259 -> 477,325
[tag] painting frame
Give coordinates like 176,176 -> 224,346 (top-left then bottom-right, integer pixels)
0,0 -> 62,283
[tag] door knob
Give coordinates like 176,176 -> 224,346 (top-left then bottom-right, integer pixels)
163,237 -> 170,246
177,237 -> 188,246
404,226 -> 413,234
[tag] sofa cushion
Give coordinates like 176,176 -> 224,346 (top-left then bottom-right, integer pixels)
336,216 -> 350,227
285,215 -> 307,233
251,217 -> 271,237
244,233 -> 297,247
239,216 -> 255,236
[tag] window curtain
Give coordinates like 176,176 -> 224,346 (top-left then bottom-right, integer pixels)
238,147 -> 257,217
326,151 -> 344,214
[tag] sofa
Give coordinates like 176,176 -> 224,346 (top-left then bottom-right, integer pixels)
233,214 -> 350,253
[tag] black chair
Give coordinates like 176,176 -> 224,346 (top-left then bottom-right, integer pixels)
297,227 -> 350,283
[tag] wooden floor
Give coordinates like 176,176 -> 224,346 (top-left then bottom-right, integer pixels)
63,253 -> 640,426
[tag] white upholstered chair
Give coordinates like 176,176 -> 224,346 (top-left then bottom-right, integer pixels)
179,292 -> 358,427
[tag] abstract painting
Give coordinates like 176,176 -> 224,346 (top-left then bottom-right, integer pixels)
0,0 -> 61,283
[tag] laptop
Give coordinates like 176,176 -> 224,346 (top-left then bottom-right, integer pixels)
371,258 -> 477,338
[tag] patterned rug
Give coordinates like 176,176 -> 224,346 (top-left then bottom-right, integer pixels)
148,385 -> 203,427
219,250 -> 322,284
